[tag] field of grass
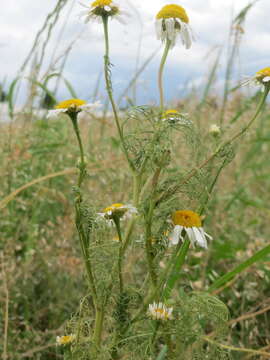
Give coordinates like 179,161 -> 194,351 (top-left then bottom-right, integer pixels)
1,1 -> 270,359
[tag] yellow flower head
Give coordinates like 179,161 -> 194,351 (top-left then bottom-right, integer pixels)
56,334 -> 75,345
164,109 -> 179,116
255,67 -> 270,83
172,210 -> 202,228
156,4 -> 189,24
98,203 -> 138,221
103,203 -> 125,214
155,4 -> 192,49
55,99 -> 86,110
91,0 -> 112,6
88,0 -> 120,18
148,302 -> 173,321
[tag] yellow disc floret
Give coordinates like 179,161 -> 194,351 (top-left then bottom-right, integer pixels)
103,203 -> 124,213
255,67 -> 270,80
172,210 -> 202,228
55,99 -> 86,110
91,0 -> 112,7
156,4 -> 189,23
154,308 -> 170,319
164,109 -> 179,116
56,334 -> 75,345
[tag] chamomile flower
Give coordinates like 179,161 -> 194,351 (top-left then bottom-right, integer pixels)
148,302 -> 173,321
56,334 -> 75,345
169,210 -> 212,249
97,203 -> 138,222
242,67 -> 270,91
47,99 -> 101,119
80,0 -> 127,24
209,124 -> 221,137
162,109 -> 190,125
155,4 -> 193,49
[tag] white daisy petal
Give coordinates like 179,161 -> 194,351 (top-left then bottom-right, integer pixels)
262,76 -> 270,82
155,19 -> 162,40
169,225 -> 183,245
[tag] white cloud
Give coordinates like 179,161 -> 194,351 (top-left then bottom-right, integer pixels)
0,0 -> 269,104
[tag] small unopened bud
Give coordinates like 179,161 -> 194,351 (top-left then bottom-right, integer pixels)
209,124 -> 221,137
76,156 -> 87,166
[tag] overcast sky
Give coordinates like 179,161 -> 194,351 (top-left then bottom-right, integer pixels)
0,0 -> 269,105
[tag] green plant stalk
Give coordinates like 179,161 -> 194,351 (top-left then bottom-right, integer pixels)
69,112 -> 103,348
225,85 -> 269,144
162,238 -> 190,299
208,244 -> 270,292
122,173 -> 142,254
102,15 -> 135,172
145,167 -> 163,287
93,309 -> 104,348
113,217 -> 124,293
158,39 -> 171,112
70,114 -> 86,188
145,201 -> 158,287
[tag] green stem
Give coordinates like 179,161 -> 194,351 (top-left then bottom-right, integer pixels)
145,201 -> 158,287
102,16 -> 135,172
122,173 -> 141,254
93,309 -> 104,349
158,39 -> 171,112
113,217 -> 124,293
225,85 -> 269,144
70,114 -> 86,188
69,112 -> 103,349
162,238 -> 190,300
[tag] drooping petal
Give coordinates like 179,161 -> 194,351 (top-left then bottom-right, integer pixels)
169,225 -> 183,245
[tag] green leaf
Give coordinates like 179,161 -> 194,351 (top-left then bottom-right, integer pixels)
208,245 -> 270,292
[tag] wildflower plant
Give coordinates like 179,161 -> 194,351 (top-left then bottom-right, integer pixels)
48,3 -> 270,359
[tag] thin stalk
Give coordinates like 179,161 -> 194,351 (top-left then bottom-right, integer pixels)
113,217 -> 124,293
93,309 -> 104,348
158,39 -> 171,112
69,112 -> 103,348
162,238 -> 190,300
145,201 -> 158,287
70,115 -> 86,188
102,16 -> 135,172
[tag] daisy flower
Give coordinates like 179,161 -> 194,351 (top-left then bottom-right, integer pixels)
161,109 -> 191,125
155,4 -> 193,49
56,334 -> 75,345
242,67 -> 270,91
47,99 -> 101,119
97,203 -> 138,221
80,0 -> 127,24
209,124 -> 221,137
148,302 -> 173,321
170,210 -> 212,249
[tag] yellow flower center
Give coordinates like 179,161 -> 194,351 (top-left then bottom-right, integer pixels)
55,99 -> 86,110
103,203 -> 124,213
91,0 -> 112,7
154,308 -> 169,319
255,67 -> 270,79
172,210 -> 202,228
156,4 -> 189,24
164,109 -> 179,116
57,335 -> 74,345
